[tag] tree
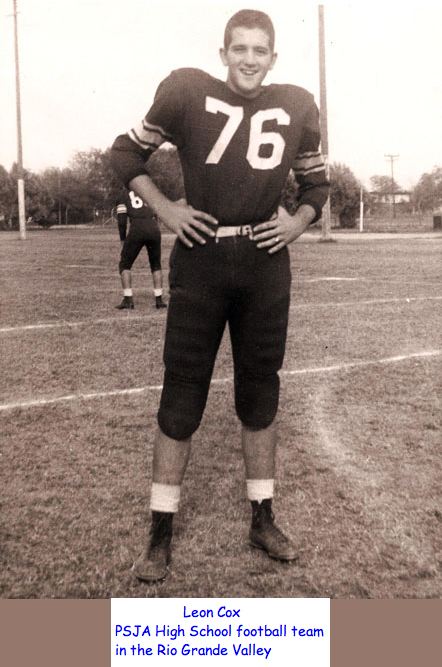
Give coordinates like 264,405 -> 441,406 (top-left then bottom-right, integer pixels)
68,148 -> 122,222
329,163 -> 362,228
37,148 -> 125,225
39,167 -> 62,224
412,167 -> 442,214
7,164 -> 54,228
0,165 -> 15,229
370,175 -> 400,194
65,146 -> 186,224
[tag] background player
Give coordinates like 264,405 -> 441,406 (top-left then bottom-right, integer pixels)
115,190 -> 167,310
111,8 -> 329,581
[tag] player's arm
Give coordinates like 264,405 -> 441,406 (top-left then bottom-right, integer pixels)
110,71 -> 217,247
291,99 -> 330,221
254,99 -> 329,254
128,174 -> 217,248
111,136 -> 216,247
116,203 -> 128,247
254,203 -> 316,253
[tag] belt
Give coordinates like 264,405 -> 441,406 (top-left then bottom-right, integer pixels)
215,224 -> 254,240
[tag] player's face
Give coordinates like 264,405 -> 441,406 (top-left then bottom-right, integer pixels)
220,27 -> 277,99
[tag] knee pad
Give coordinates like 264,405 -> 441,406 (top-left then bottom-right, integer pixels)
157,370 -> 210,441
234,370 -> 280,430
157,409 -> 201,441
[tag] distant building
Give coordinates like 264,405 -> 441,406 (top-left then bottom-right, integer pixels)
370,191 -> 411,204
368,190 -> 413,215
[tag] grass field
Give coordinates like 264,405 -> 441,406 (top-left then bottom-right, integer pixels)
1,226 -> 442,599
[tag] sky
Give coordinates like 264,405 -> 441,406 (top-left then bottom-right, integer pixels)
1,0 -> 441,189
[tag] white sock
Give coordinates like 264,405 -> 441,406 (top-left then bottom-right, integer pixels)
123,288 -> 133,297
246,479 -> 274,503
154,288 -> 163,297
150,482 -> 181,513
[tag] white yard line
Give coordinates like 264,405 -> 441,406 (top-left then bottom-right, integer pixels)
0,313 -> 162,333
1,349 -> 440,413
281,349 -> 442,377
65,265 -> 109,269
0,386 -> 161,412
294,295 -> 442,309
302,277 -> 362,282
2,295 -> 441,334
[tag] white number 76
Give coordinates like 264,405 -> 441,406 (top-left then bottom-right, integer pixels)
205,96 -> 290,170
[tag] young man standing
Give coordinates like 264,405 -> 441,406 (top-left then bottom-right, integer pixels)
111,9 -> 329,581
115,190 -> 167,310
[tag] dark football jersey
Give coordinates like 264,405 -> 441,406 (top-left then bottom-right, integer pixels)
112,68 -> 328,225
116,190 -> 159,240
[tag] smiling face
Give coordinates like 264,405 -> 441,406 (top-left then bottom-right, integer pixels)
220,27 -> 277,99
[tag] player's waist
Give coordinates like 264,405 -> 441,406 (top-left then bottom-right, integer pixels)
128,218 -> 159,230
213,215 -> 277,239
129,215 -> 158,223
215,224 -> 256,238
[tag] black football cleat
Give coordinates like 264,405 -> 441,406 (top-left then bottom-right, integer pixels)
115,296 -> 134,310
133,512 -> 173,582
249,499 -> 298,561
133,542 -> 171,582
155,297 -> 167,310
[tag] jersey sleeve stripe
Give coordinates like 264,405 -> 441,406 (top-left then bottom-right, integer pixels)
293,152 -> 324,170
142,120 -> 171,140
128,128 -> 161,150
116,204 -> 127,214
294,164 -> 327,177
127,120 -> 172,150
295,151 -> 321,159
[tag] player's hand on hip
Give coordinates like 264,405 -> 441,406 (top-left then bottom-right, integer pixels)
253,206 -> 312,254
161,199 -> 218,248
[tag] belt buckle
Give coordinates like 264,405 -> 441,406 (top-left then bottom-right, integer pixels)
238,224 -> 253,237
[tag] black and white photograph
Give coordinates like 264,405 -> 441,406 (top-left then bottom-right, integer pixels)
1,0 -> 442,600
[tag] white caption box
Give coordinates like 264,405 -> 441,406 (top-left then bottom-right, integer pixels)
111,598 -> 330,666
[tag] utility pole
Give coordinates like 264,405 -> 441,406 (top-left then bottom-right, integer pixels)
384,154 -> 399,219
58,169 -> 62,225
13,0 -> 26,239
318,5 -> 331,240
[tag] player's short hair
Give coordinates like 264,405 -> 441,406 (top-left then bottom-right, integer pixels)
224,9 -> 275,53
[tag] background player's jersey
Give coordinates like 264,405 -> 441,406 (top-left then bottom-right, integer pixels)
111,68 -> 329,225
116,190 -> 159,241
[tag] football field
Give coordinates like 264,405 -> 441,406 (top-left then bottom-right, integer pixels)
1,227 -> 442,599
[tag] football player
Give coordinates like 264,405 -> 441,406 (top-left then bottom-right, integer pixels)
111,8 -> 329,581
115,190 -> 167,310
